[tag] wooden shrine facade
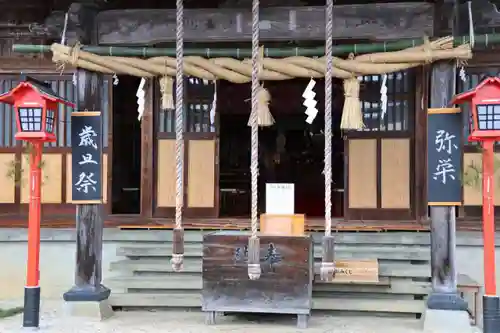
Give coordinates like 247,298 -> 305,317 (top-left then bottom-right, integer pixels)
0,0 -> 499,228
0,67 -> 112,219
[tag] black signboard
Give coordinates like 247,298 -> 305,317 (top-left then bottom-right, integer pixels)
427,109 -> 463,205
71,111 -> 102,203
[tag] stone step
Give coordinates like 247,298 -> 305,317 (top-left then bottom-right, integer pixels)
106,274 -> 430,295
109,292 -> 425,314
110,258 -> 431,278
117,244 -> 430,261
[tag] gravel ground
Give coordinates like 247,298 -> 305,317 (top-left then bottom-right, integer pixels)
0,302 -> 481,333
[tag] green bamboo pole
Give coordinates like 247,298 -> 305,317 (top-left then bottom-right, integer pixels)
12,34 -> 500,58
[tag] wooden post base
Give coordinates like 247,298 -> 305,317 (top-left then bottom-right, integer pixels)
426,292 -> 468,311
63,285 -> 110,302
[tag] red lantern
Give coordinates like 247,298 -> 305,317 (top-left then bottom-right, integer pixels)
451,76 -> 500,142
451,76 -> 500,331
0,75 -> 75,328
0,75 -> 74,142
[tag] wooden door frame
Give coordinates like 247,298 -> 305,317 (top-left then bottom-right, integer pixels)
139,79 -> 154,219
414,66 -> 429,222
152,132 -> 219,218
184,132 -> 219,218
103,76 -> 113,216
343,70 -> 418,221
344,131 -> 415,221
151,79 -> 220,219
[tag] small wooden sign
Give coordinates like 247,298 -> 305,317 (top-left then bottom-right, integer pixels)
70,111 -> 103,204
265,183 -> 295,214
427,107 -> 463,206
320,259 -> 379,283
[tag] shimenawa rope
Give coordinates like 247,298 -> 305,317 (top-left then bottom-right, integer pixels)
51,37 -> 470,129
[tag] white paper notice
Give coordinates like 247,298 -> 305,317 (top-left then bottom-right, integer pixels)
265,183 -> 295,215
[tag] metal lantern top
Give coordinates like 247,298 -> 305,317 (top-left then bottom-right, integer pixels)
451,76 -> 500,142
0,75 -> 75,142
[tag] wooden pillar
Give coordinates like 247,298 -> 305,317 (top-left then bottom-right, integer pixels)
426,61 -> 467,311
63,2 -> 110,303
424,0 -> 466,312
414,66 -> 429,222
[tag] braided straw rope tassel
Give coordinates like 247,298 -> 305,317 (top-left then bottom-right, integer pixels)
340,76 -> 363,130
171,0 -> 185,272
160,75 -> 174,110
247,0 -> 262,281
247,47 -> 274,127
320,0 -> 336,282
256,47 -> 274,127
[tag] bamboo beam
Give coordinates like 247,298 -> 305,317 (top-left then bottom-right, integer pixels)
11,34 -> 500,59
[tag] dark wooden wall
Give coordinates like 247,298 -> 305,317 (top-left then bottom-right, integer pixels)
4,1 -> 500,49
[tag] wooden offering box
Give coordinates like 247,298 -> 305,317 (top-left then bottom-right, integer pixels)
202,231 -> 314,328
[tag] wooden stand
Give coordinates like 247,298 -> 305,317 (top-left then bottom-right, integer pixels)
202,231 -> 313,328
260,214 -> 305,236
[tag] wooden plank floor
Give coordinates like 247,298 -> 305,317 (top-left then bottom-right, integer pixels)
0,213 -> 429,231
0,214 -> 487,232
117,219 -> 430,232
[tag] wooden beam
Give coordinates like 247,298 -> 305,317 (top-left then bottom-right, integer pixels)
94,3 -> 434,45
36,1 -> 500,46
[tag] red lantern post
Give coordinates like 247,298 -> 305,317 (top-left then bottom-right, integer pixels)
451,76 -> 500,332
0,76 -> 74,328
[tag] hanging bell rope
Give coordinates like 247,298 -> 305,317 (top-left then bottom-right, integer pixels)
171,0 -> 185,272
320,0 -> 336,282
247,0 -> 262,281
